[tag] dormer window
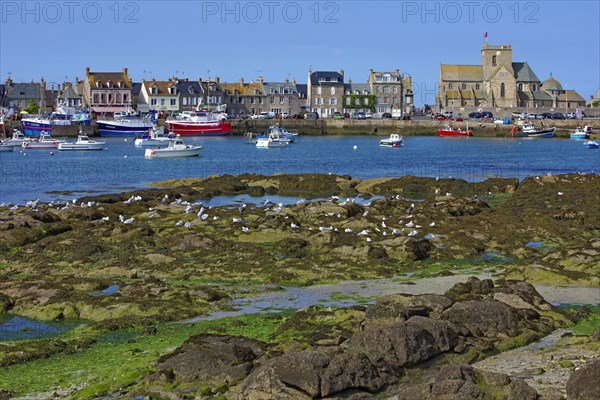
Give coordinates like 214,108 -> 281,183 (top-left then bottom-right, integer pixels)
152,86 -> 158,95
107,81 -> 112,88
96,81 -> 101,88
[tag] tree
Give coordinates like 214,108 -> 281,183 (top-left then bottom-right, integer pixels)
24,100 -> 39,114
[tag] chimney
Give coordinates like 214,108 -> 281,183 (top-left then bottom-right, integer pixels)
240,77 -> 244,85
292,78 -> 296,85
86,67 -> 90,76
216,76 -> 220,84
285,77 -> 289,84
349,78 -> 352,84
198,77 -> 202,83
258,76 -> 264,84
395,69 -> 400,75
369,68 -> 373,74
340,69 -> 344,76
123,67 -> 128,77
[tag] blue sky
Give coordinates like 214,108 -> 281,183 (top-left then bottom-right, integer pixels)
1,0 -> 599,106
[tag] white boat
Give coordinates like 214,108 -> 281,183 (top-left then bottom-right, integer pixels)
0,142 -> 15,152
379,132 -> 404,147
256,129 -> 290,148
583,140 -> 599,149
3,129 -> 32,146
144,136 -> 202,158
134,128 -> 172,146
570,126 -> 592,139
58,135 -> 106,151
22,132 -> 64,149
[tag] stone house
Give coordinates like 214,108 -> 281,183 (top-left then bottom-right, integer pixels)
83,67 -> 133,115
368,69 -> 414,115
261,79 -> 300,116
4,78 -> 47,111
343,82 -> 372,115
175,79 -> 203,112
199,78 -> 226,111
57,81 -> 83,108
307,69 -> 345,118
139,79 -> 179,113
223,77 -> 266,118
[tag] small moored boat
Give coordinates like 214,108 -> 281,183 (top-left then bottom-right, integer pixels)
3,129 -> 32,146
437,124 -> 472,137
144,136 -> 202,158
379,132 -> 404,147
58,135 -> 106,151
22,132 -> 64,149
520,123 -> 555,138
0,141 -> 15,152
256,129 -> 290,148
583,140 -> 599,149
134,128 -> 172,146
570,126 -> 592,139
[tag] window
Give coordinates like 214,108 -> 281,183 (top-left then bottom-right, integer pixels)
461,83 -> 466,90
170,99 -> 176,106
449,83 -> 453,89
123,94 -> 128,103
364,98 -> 369,106
317,86 -> 322,95
384,97 -> 388,103
288,97 -> 293,104
161,99 -> 165,106
492,55 -> 497,66
355,98 -> 360,106
259,97 -> 263,104
532,84 -> 537,91
152,86 -> 158,95
330,98 -> 336,105
316,98 -> 322,105
100,94 -> 106,103
280,96 -> 284,104
330,87 -> 335,95
251,97 -> 255,104
518,83 -> 523,91
116,94 -> 121,103
183,97 -> 188,106
93,94 -> 99,103
500,82 -> 505,97
346,97 -> 350,105
376,87 -> 381,94
475,83 -> 480,90
270,96 -> 274,104
151,99 -> 157,105
393,87 -> 398,93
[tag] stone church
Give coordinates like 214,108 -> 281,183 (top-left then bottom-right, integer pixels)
437,44 -> 585,111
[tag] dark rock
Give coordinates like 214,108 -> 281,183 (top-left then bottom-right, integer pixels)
320,351 -> 388,397
406,239 -> 434,260
440,300 -> 529,338
0,293 -> 13,313
153,334 -> 267,388
566,358 -> 600,400
271,351 -> 330,398
444,277 -> 494,301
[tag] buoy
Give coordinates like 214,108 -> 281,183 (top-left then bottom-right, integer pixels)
124,139 -> 128,142
50,151 -> 54,156
353,145 -> 358,150
124,155 -> 128,158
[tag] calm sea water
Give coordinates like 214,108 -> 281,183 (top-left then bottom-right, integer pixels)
0,136 -> 598,204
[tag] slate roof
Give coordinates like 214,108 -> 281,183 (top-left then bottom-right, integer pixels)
262,82 -> 298,94
8,82 -> 42,100
296,84 -> 307,97
345,83 -> 371,94
176,80 -> 201,95
309,71 -> 343,85
440,65 -> 483,82
131,82 -> 142,96
532,91 -> 553,101
222,82 -> 264,96
558,90 -> 585,102
512,62 -> 540,82
542,74 -> 563,91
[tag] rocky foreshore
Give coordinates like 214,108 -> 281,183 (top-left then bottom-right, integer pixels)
0,172 -> 599,398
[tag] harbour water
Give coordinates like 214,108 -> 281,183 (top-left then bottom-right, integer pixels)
0,135 -> 598,204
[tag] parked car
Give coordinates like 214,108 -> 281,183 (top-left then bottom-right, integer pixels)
566,112 -> 576,119
382,112 -> 392,119
528,113 -> 539,120
552,112 -> 565,119
352,112 -> 366,120
331,112 -> 345,120
468,112 -> 482,119
343,112 -> 350,119
442,111 -> 453,119
365,112 -> 373,119
481,111 -> 493,119
305,112 -> 319,120
541,112 -> 553,119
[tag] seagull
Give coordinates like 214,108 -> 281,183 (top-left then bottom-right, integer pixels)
148,213 -> 156,219
435,188 -> 441,195
184,221 -> 192,229
408,230 -> 418,237
201,214 -> 209,220
290,222 -> 300,229
382,231 -> 387,236
407,203 -> 415,214
557,192 -> 564,196
161,195 -> 169,203
175,220 -> 184,227
238,203 -> 247,214
119,215 -> 125,223
392,228 -> 397,235
101,216 -> 110,221
381,220 -> 387,228
366,237 -> 372,242
344,228 -> 353,233
296,199 -> 306,204
232,217 -> 243,223
123,217 -> 134,225
358,229 -> 369,236
353,145 -> 358,150
362,210 -> 369,217
319,226 -> 333,231
185,205 -> 193,213
405,221 -> 414,228
197,207 -> 205,218
212,216 -> 220,221
241,226 -> 249,232
429,222 -> 436,227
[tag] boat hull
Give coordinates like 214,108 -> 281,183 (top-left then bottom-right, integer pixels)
379,140 -> 403,147
22,141 -> 61,149
256,139 -> 289,148
58,142 -> 105,151
0,145 -> 15,152
144,147 -> 202,158
97,121 -> 154,137
437,129 -> 471,137
21,120 -> 52,136
165,121 -> 232,136
570,133 -> 589,139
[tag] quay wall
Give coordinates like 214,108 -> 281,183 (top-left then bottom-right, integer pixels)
3,119 -> 600,139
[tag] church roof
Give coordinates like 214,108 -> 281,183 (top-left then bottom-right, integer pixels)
512,62 -> 540,82
542,74 -> 563,91
440,65 -> 482,82
557,90 -> 585,102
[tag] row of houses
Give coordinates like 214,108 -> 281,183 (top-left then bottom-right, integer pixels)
3,42 -> 596,118
1,67 -> 415,118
